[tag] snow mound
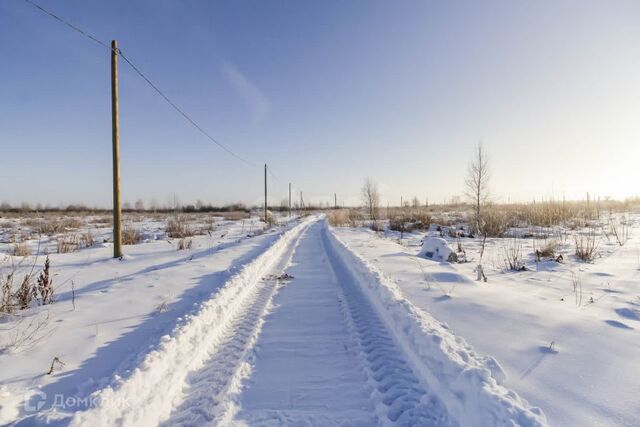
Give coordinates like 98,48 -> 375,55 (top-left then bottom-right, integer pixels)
419,236 -> 458,262
326,227 -> 547,427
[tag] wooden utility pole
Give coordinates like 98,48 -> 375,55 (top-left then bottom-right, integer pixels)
264,164 -> 268,223
334,193 -> 337,210
111,40 -> 122,258
288,183 -> 292,217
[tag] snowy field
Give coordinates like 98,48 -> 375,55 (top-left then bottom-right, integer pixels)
334,215 -> 640,427
0,210 -> 637,426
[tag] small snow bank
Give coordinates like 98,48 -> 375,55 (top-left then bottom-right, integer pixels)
325,226 -> 547,427
59,217 -> 315,427
419,236 -> 458,262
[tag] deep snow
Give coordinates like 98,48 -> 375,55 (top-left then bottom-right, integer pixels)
334,220 -> 640,427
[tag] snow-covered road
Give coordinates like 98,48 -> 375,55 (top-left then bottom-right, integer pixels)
8,217 -> 546,426
231,221 -> 449,426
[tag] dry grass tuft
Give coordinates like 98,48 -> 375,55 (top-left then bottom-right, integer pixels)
57,235 -> 80,253
122,227 -> 142,245
575,229 -> 599,262
11,242 -> 30,257
327,210 -> 348,227
166,216 -> 195,238
177,238 -> 193,250
34,218 -> 84,235
479,208 -> 508,237
536,239 -> 559,261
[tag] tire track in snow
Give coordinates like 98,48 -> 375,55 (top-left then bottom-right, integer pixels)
68,218 -> 315,427
322,225 -> 452,426
162,243 -> 301,425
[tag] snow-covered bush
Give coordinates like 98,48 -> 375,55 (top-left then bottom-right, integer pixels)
419,237 -> 458,262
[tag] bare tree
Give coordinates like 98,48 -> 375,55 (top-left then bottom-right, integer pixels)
465,143 -> 490,233
361,178 -> 380,221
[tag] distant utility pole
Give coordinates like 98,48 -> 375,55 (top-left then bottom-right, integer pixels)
264,164 -> 268,223
334,193 -> 337,209
111,40 -> 122,258
300,191 -> 304,211
288,183 -> 292,217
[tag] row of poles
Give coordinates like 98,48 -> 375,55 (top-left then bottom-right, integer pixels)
110,40 -> 338,258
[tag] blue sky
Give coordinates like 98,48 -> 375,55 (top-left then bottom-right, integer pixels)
2,0 -> 639,207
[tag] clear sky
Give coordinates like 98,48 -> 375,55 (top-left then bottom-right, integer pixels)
2,0 -> 639,208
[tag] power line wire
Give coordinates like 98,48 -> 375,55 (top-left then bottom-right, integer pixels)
24,0 -> 111,50
23,0 -> 255,168
265,164 -> 281,183
117,51 -> 255,167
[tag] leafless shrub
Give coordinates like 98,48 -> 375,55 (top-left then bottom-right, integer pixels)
347,209 -> 363,228
369,221 -> 384,232
166,216 -> 195,238
389,217 -> 409,235
608,216 -> 629,246
1,271 -> 16,315
389,211 -> 431,235
15,273 -> 34,310
122,226 -> 142,245
0,312 -> 53,354
502,238 -> 525,271
536,239 -> 559,261
177,238 -> 192,250
574,229 -> 599,262
34,257 -> 54,306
